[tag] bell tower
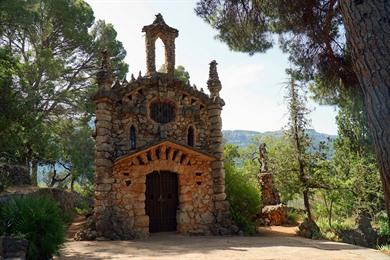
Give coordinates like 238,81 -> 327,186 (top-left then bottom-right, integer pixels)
142,13 -> 179,76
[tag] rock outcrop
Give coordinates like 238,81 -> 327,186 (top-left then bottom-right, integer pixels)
298,218 -> 321,238
337,213 -> 382,248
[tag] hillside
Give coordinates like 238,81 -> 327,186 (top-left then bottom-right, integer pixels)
222,129 -> 336,148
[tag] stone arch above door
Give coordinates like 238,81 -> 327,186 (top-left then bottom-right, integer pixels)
113,140 -> 216,174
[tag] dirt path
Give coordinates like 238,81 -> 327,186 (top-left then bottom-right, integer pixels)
65,215 -> 86,241
58,227 -> 389,260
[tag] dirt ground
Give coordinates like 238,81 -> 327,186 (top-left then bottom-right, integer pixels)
58,223 -> 389,260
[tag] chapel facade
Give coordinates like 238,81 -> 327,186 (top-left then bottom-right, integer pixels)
92,14 -> 232,239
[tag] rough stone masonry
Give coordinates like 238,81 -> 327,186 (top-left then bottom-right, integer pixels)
87,14 -> 236,240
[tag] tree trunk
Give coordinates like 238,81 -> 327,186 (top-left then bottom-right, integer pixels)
329,199 -> 333,227
303,188 -> 312,221
31,161 -> 38,186
340,0 -> 390,225
70,175 -> 75,191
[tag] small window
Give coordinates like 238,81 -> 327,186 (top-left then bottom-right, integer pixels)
150,101 -> 175,123
130,125 -> 136,150
187,126 -> 195,146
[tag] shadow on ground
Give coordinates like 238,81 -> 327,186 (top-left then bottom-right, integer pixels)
58,231 -> 389,260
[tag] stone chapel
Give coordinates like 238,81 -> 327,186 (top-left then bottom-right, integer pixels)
91,14 -> 234,239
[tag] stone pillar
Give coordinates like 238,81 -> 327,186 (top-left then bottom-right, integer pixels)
145,36 -> 156,75
207,61 -> 230,225
94,51 -> 115,238
165,38 -> 175,77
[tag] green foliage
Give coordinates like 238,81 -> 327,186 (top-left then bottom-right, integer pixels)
323,97 -> 383,220
265,136 -> 300,202
0,0 -> 127,185
316,217 -> 355,241
50,120 -> 95,188
224,144 -> 261,234
195,0 -> 356,101
378,214 -> 390,238
225,164 -> 260,234
0,47 -> 34,164
174,65 -> 190,83
90,19 -> 128,78
158,64 -> 190,83
196,0 -> 389,230
286,208 -> 304,225
0,196 -> 65,260
73,181 -> 94,198
75,198 -> 91,216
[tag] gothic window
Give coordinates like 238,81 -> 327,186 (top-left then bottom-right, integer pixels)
187,126 -> 195,146
130,125 -> 136,150
155,38 -> 166,72
150,101 -> 175,123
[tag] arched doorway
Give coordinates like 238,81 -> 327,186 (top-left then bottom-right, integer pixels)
145,171 -> 178,232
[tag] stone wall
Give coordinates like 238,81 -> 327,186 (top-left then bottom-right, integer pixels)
0,187 -> 77,216
111,76 -> 211,157
0,164 -> 31,191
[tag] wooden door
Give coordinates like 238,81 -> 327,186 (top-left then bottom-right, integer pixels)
145,171 -> 178,232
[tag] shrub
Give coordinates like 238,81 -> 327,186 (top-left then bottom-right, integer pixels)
378,214 -> 390,238
285,207 -> 303,225
316,217 -> 355,241
0,196 -> 65,260
75,198 -> 91,216
225,162 -> 261,234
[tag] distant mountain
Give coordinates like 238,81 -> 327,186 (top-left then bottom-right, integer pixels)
222,129 -> 336,148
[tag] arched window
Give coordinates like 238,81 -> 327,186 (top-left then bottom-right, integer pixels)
155,38 -> 166,72
130,125 -> 136,150
187,126 -> 195,147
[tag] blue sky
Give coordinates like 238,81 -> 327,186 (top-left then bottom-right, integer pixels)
85,0 -> 338,135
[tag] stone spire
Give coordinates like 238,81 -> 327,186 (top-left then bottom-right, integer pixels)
207,60 -> 222,99
96,50 -> 114,90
